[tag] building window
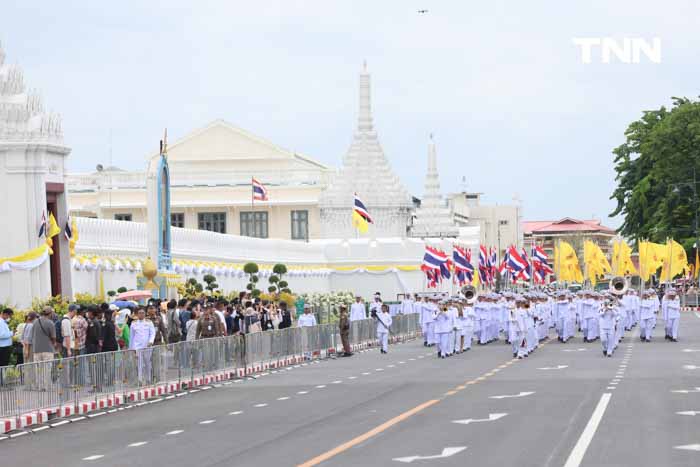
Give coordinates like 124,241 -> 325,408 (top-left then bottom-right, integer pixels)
171,213 -> 184,228
240,211 -> 268,238
114,213 -> 132,221
499,219 -> 509,226
291,210 -> 309,240
198,212 -> 226,233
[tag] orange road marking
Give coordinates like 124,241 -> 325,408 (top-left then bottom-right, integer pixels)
297,399 -> 440,467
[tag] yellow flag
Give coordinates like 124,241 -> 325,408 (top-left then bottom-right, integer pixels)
559,241 -> 583,283
617,240 -> 637,275
695,248 -> 699,280
47,212 -> 61,238
639,241 -> 666,281
611,241 -> 620,276
352,211 -> 369,234
584,240 -> 611,286
660,239 -> 688,282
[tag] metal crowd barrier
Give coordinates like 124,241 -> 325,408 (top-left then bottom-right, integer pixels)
681,293 -> 699,307
0,313 -> 420,422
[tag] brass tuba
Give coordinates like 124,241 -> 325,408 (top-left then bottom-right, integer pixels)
609,276 -> 628,296
461,285 -> 477,302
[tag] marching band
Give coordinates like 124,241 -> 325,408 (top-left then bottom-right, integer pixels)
404,283 -> 683,359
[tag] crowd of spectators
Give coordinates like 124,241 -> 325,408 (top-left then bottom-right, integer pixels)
0,292 -> 313,367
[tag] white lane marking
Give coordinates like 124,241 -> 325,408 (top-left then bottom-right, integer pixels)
562,348 -> 587,352
606,387 -> 615,390
399,361 -> 406,364
70,416 -> 86,422
393,446 -> 467,463
229,411 -> 243,415
277,397 -> 291,401
83,455 -> 104,461
32,426 -> 50,432
682,349 -> 700,353
297,391 -> 309,395
51,420 -> 70,427
199,420 -> 216,424
675,444 -> 700,451
537,365 -> 568,371
348,376 -> 357,380
683,365 -> 700,370
254,403 -> 268,408
332,380 -> 342,384
672,387 -> 700,394
129,442 -> 148,447
316,385 -> 327,389
452,413 -> 508,425
563,393 -> 612,467
388,365 -> 396,368
87,412 -> 106,418
362,372 -> 371,375
9,431 -> 28,438
376,368 -> 384,372
676,411 -> 700,416
409,358 -> 416,361
166,430 -> 184,435
418,356 -> 425,359
694,312 -> 700,319
610,382 -> 619,385
489,392 -> 534,399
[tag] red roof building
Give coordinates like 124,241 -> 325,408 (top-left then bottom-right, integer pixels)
523,217 -> 617,259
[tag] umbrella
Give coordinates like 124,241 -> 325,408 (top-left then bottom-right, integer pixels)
112,300 -> 135,309
116,290 -> 152,301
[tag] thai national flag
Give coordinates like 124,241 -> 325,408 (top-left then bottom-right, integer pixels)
499,248 -> 510,277
518,247 -> 532,281
353,193 -> 373,223
453,246 -> 473,285
506,245 -> 528,273
252,178 -> 268,201
38,210 -> 47,238
422,245 -> 447,271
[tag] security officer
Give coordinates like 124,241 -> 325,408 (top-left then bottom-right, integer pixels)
338,305 -> 353,356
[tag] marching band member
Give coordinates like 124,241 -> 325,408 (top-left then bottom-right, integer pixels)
599,299 -> 619,357
434,301 -> 453,358
375,303 -> 392,354
662,289 -> 681,342
639,291 -> 655,342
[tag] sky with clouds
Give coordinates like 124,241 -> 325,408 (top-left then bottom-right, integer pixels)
2,0 -> 698,227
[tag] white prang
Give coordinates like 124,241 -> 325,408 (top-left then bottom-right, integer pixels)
410,135 -> 459,238
319,63 -> 413,238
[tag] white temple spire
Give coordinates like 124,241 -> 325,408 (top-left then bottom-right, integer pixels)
319,65 -> 412,238
357,62 -> 373,132
410,135 -> 459,238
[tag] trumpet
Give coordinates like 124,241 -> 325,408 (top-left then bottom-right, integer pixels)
609,276 -> 628,296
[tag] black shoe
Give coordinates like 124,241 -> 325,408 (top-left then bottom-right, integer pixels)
603,351 -> 607,356
672,338 -> 678,342
342,352 -> 354,357
513,353 -> 517,358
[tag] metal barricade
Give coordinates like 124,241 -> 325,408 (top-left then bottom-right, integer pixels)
0,314 -> 421,422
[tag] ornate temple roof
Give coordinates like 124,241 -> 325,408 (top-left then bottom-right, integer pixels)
0,42 -> 64,144
319,63 -> 412,210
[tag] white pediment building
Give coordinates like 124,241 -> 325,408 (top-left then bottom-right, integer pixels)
68,119 -> 332,240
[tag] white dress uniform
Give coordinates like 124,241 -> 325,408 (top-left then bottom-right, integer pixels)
448,306 -> 459,354
475,301 -> 490,344
375,310 -> 392,353
599,306 -> 618,356
420,301 -> 436,346
350,302 -> 366,322
400,297 -> 414,316
639,296 -> 655,341
583,298 -> 599,341
459,306 -> 476,350
663,296 -> 681,340
434,310 -> 452,358
554,299 -> 569,341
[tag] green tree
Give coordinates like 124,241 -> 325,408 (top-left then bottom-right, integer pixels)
610,97 -> 700,253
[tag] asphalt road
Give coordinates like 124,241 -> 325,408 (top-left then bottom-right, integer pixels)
2,311 -> 700,467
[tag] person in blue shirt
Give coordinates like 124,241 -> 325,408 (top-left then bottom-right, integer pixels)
0,308 -> 15,367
